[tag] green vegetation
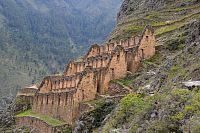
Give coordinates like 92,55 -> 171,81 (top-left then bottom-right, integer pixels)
155,23 -> 182,36
166,37 -> 186,51
16,109 -> 66,127
77,99 -> 116,132
110,78 -> 134,87
101,4 -> 200,131
110,1 -> 200,40
102,93 -> 152,132
147,51 -> 162,64
120,93 -> 150,112
102,88 -> 200,132
140,51 -> 163,72
155,11 -> 200,36
85,98 -> 109,109
184,91 -> 200,117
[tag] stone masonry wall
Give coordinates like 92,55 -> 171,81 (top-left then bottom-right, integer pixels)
39,74 -> 82,93
32,90 -> 78,125
64,35 -> 139,76
98,45 -> 128,93
19,26 -> 156,128
126,25 -> 155,73
19,88 -> 38,94
64,54 -> 111,76
138,25 -> 155,59
16,116 -> 66,133
33,68 -> 98,124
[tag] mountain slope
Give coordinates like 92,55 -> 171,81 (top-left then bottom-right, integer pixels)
0,0 -> 122,99
71,0 -> 200,132
102,20 -> 200,133
110,0 -> 200,40
100,0 -> 200,132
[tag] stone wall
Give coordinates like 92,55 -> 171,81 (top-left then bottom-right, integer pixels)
64,35 -> 139,76
19,88 -> 38,94
18,25 -> 156,127
16,116 -> 66,133
33,68 -> 98,124
126,25 -> 155,73
84,35 -> 139,59
138,25 -> 155,60
97,45 -> 128,93
64,53 -> 111,76
39,74 -> 82,93
32,90 -> 77,124
16,95 -> 34,105
77,67 -> 97,101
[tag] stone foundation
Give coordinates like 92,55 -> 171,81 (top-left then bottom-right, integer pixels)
15,116 -> 67,133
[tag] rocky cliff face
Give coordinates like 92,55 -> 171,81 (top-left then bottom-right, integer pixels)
117,0 -> 199,21
117,0 -> 174,21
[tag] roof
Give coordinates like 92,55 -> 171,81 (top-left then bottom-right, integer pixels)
24,85 -> 38,90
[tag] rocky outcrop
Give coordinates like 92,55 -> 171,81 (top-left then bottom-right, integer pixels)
117,0 -> 175,21
74,99 -> 115,133
117,0 -> 200,21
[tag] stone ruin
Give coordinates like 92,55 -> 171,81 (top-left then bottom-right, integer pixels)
15,25 -> 156,132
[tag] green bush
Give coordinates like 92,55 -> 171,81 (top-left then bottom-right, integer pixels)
166,37 -> 185,51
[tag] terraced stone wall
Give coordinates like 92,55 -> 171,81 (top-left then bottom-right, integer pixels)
16,116 -> 66,133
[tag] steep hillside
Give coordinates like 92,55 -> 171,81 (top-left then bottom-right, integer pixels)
2,0 -> 200,132
100,0 -> 200,132
101,20 -> 200,133
110,0 -> 200,40
72,0 -> 200,132
0,0 -> 122,99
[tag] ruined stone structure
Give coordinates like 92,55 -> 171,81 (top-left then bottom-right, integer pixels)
16,116 -> 67,133
16,85 -> 38,109
16,25 -> 155,132
17,85 -> 38,96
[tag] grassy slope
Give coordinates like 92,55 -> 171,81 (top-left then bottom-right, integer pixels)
109,1 -> 200,40
102,22 -> 200,132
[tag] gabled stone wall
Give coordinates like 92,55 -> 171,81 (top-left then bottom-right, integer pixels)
64,53 -> 111,76
64,35 -> 140,76
32,90 -> 77,124
138,25 -> 155,59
